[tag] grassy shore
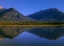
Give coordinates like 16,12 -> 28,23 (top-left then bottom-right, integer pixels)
0,25 -> 64,26
0,22 -> 64,26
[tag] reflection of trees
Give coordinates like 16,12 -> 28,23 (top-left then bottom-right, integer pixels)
27,27 -> 64,40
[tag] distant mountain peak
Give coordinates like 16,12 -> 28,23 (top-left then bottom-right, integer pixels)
27,8 -> 64,22
44,8 -> 60,12
9,8 -> 14,9
48,8 -> 58,10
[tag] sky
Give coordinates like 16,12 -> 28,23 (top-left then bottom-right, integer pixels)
0,0 -> 64,16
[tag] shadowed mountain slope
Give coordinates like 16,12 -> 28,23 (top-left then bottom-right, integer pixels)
27,8 -> 64,22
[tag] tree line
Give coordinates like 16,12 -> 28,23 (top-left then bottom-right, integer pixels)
0,22 -> 64,25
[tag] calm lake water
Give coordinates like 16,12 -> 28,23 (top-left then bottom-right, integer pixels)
0,26 -> 64,46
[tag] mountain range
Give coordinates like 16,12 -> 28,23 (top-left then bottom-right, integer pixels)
0,7 -> 35,22
0,7 -> 64,22
27,8 -> 64,22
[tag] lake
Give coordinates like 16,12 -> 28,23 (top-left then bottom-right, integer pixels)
0,26 -> 64,46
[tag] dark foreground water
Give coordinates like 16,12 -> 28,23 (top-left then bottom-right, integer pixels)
0,26 -> 64,46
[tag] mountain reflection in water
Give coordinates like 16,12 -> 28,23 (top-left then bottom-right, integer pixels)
0,26 -> 36,40
27,27 -> 64,40
0,26 -> 64,46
